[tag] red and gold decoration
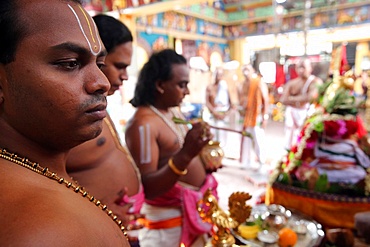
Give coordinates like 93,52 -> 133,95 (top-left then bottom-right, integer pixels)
197,190 -> 252,247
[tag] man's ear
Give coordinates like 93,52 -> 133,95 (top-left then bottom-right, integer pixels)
155,80 -> 164,94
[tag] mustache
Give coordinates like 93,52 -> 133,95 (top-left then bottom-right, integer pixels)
81,95 -> 107,110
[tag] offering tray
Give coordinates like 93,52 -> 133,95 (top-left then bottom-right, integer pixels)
232,204 -> 325,247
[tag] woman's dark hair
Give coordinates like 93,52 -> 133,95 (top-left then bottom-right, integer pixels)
0,0 -> 82,65
130,49 -> 187,107
93,14 -> 133,53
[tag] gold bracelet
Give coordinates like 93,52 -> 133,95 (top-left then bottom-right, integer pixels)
168,158 -> 188,176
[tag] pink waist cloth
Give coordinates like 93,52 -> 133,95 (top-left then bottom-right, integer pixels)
146,174 -> 218,246
118,185 -> 145,215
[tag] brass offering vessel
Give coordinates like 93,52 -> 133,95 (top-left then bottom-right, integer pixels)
197,189 -> 252,247
199,140 -> 224,170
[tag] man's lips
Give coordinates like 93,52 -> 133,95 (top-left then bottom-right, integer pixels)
86,103 -> 107,119
110,84 -> 121,92
87,103 -> 106,112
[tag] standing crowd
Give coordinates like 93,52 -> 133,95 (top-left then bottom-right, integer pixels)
0,1 -> 217,246
0,1 -> 326,246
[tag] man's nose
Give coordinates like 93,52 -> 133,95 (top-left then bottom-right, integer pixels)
120,69 -> 128,81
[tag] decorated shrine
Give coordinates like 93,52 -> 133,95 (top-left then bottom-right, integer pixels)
267,71 -> 370,231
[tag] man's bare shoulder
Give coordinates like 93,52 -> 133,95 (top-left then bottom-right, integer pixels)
66,120 -> 114,171
306,76 -> 323,94
313,76 -> 323,85
126,107 -> 158,130
67,131 -> 104,156
1,204 -> 82,246
285,77 -> 301,86
0,187 -> 81,245
0,182 -> 128,246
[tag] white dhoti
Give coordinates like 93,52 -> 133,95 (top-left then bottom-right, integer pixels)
139,204 -> 207,247
284,105 -> 308,149
139,204 -> 182,247
240,115 -> 266,168
138,175 -> 217,247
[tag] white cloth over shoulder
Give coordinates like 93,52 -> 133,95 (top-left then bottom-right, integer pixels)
214,80 -> 230,112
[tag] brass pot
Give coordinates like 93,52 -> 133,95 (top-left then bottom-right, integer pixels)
199,140 -> 224,171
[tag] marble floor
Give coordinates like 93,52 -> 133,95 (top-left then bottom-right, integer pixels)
213,120 -> 287,211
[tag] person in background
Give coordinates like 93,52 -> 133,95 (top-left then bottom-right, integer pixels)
354,69 -> 369,103
238,64 -> 270,170
125,49 -> 218,247
0,0 -> 130,245
361,70 -> 369,101
66,14 -> 144,244
280,58 -> 323,150
205,67 -> 233,145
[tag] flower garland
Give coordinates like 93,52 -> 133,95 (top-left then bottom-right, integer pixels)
285,112 -> 356,174
270,111 -> 356,184
366,167 -> 370,196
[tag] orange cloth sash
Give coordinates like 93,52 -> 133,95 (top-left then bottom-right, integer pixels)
138,216 -> 182,229
243,76 -> 262,128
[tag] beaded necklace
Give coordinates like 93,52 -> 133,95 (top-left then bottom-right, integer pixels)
149,105 -> 186,147
0,148 -> 127,237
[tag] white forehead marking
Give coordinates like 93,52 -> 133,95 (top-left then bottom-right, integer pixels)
67,4 -> 102,56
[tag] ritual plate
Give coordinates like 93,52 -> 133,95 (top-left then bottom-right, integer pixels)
233,204 -> 325,247
257,230 -> 278,244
